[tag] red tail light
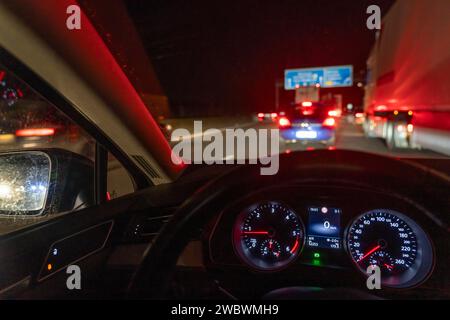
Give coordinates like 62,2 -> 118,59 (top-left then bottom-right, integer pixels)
278,117 -> 291,128
257,113 -> 264,118
328,109 -> 342,117
270,112 -> 278,119
16,128 -> 55,137
322,117 -> 336,127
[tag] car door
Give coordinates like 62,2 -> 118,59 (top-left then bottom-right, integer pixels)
0,48 -> 150,299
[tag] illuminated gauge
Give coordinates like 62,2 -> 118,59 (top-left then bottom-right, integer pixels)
346,209 -> 434,288
232,201 -> 304,271
368,251 -> 395,273
260,239 -> 282,259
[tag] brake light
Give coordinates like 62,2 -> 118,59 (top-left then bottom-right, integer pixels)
322,117 -> 336,127
16,128 -> 55,137
278,117 -> 291,128
257,113 -> 264,118
271,113 -> 278,119
328,109 -> 341,117
302,101 -> 313,107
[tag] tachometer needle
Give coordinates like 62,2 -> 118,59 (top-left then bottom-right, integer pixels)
358,245 -> 381,263
241,231 -> 269,235
290,239 -> 299,254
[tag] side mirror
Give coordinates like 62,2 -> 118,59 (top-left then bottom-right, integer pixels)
0,149 -> 94,217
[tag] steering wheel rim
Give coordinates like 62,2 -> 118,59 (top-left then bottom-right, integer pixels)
127,150 -> 448,299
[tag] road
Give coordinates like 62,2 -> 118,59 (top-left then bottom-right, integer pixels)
162,116 -> 447,162
334,119 -> 446,159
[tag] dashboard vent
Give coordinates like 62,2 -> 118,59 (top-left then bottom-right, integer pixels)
139,215 -> 172,237
132,155 -> 161,179
125,208 -> 176,242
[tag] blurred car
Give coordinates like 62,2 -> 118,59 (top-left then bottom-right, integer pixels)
278,102 -> 337,146
0,98 -> 94,158
354,112 -> 365,125
255,112 -> 278,123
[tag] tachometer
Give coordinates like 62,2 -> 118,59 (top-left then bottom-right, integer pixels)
233,202 -> 304,271
346,209 -> 434,288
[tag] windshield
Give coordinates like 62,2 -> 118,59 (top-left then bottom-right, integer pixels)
83,0 -> 449,165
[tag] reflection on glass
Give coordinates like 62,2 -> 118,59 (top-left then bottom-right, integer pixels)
0,152 -> 50,215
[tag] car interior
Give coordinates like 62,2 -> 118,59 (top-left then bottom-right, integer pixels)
0,0 -> 448,302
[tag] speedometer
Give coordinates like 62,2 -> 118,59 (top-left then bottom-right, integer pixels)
346,209 -> 434,288
232,202 -> 304,271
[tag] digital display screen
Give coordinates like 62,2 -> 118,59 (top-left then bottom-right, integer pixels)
306,206 -> 341,249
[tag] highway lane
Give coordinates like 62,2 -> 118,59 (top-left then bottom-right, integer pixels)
162,116 -> 447,162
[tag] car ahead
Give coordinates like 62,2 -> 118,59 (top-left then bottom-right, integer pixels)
255,112 -> 278,123
0,98 -> 95,158
0,1 -> 448,302
278,102 -> 337,146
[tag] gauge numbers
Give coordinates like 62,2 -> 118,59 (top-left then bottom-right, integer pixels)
233,202 -> 304,271
347,209 -> 433,288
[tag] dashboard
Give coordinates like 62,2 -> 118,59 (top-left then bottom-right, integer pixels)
206,183 -> 446,299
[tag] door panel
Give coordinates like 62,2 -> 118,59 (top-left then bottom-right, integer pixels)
0,194 -> 137,299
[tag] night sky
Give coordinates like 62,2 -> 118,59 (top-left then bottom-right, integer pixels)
125,0 -> 395,117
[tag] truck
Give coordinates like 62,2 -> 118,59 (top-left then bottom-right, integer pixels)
363,0 -> 450,156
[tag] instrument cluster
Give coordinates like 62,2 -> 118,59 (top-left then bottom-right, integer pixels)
208,186 -> 437,290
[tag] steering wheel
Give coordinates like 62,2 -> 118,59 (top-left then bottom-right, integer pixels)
127,150 -> 449,299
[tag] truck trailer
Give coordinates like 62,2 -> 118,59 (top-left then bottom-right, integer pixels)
363,0 -> 450,156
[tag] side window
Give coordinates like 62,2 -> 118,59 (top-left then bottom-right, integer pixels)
0,64 -> 97,232
107,153 -> 135,200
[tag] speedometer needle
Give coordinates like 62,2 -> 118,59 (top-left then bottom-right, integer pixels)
242,231 -> 269,235
358,245 -> 381,263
